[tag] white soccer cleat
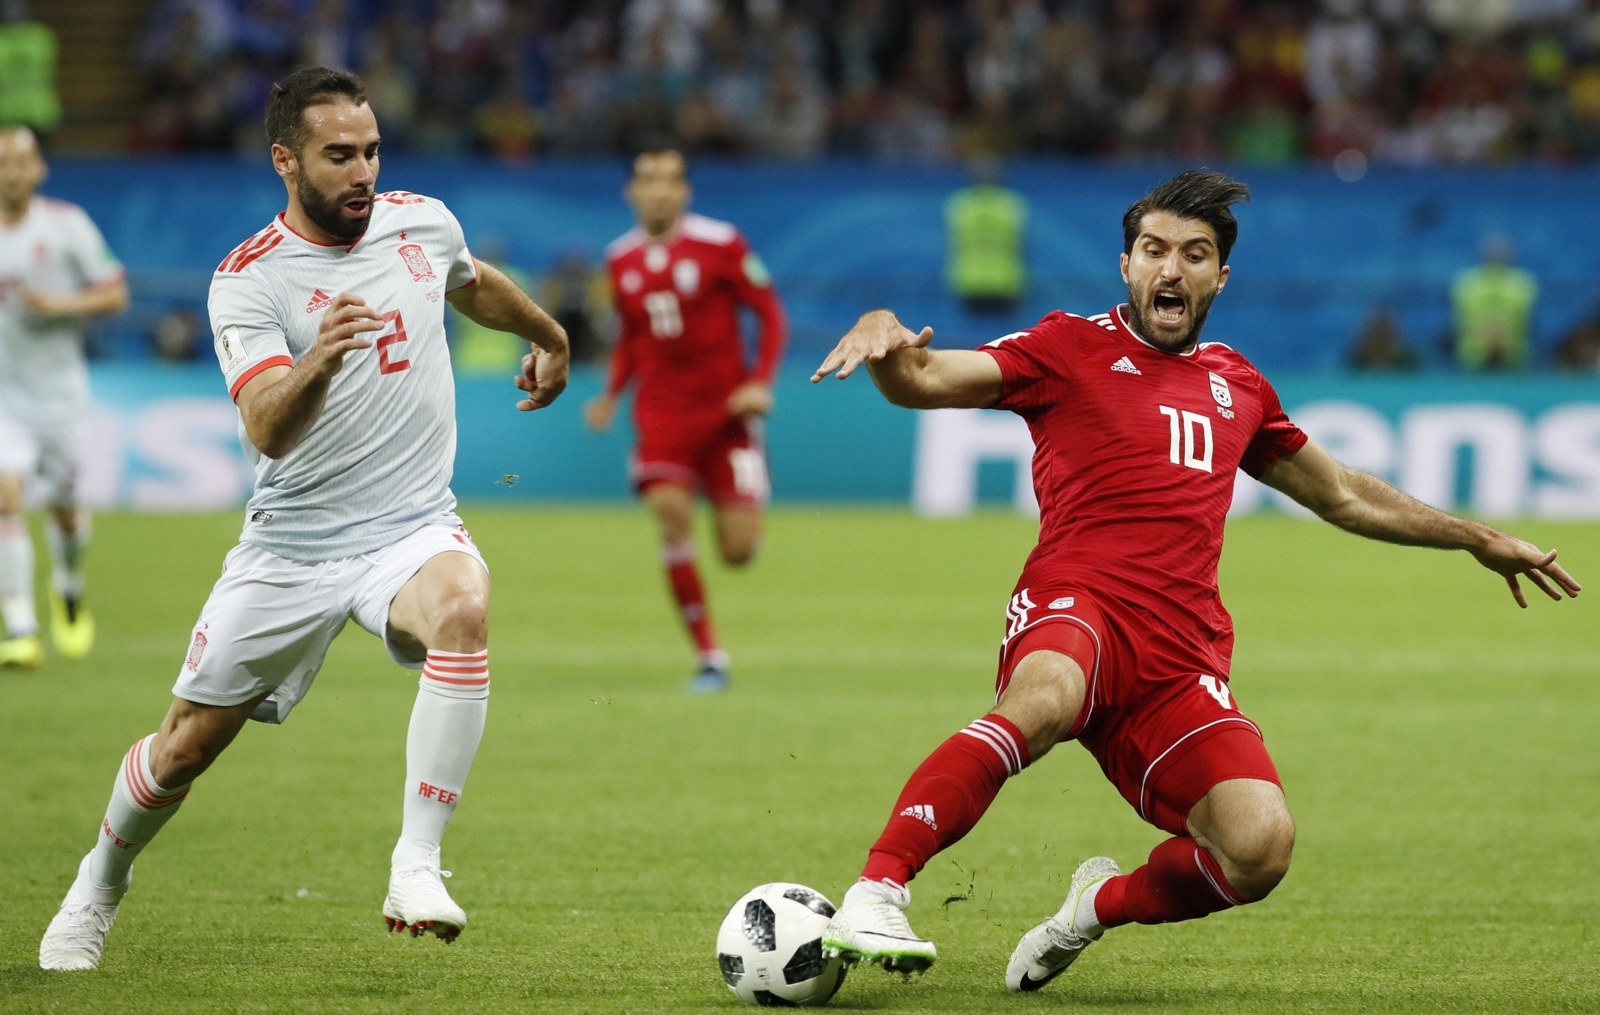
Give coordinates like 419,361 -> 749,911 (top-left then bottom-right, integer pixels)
40,854 -> 129,971
383,853 -> 467,942
1006,855 -> 1120,992
821,878 -> 937,975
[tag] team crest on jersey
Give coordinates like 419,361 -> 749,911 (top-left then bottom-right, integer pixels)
216,326 -> 245,368
620,269 -> 641,294
673,258 -> 700,295
398,243 -> 437,283
1208,371 -> 1232,408
185,628 -> 208,671
1048,597 -> 1076,610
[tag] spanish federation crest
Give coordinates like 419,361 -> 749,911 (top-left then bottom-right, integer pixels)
398,243 -> 437,283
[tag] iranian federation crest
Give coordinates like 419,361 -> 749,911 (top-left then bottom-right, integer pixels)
398,243 -> 437,283
1208,371 -> 1232,409
673,257 -> 700,295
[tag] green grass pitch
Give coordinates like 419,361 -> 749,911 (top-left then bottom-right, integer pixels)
1,506 -> 1596,1013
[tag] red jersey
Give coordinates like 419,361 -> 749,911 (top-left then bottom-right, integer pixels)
981,306 -> 1307,674
604,212 -> 786,421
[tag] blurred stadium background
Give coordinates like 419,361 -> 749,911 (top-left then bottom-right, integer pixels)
6,0 -> 1600,513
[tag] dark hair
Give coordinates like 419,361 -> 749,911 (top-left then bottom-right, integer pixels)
1122,169 -> 1251,264
631,144 -> 688,180
265,67 -> 367,154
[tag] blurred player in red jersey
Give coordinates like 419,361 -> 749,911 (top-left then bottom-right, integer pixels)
584,148 -> 786,693
810,170 -> 1581,990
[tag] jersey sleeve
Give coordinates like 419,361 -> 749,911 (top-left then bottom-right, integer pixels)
726,232 -> 786,383
602,256 -> 638,397
978,311 -> 1077,414
429,197 -> 478,291
1239,372 -> 1308,477
208,270 -> 292,400
63,206 -> 125,288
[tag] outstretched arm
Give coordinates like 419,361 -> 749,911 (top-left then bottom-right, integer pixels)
448,260 -> 570,411
1259,439 -> 1581,608
810,309 -> 1002,409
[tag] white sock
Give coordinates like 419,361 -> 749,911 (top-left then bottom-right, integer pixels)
86,734 -> 191,895
0,515 -> 37,637
394,650 -> 488,868
45,510 -> 89,602
1067,879 -> 1107,939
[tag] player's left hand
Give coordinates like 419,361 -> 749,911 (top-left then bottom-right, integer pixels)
515,344 -> 569,411
1470,534 -> 1581,608
726,381 -> 774,418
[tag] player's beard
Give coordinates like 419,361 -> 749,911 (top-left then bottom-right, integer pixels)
297,175 -> 373,242
1125,281 -> 1219,354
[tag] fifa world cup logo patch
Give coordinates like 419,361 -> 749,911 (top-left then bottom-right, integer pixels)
398,243 -> 437,283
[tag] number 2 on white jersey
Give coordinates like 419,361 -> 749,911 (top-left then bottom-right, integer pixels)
644,291 -> 683,338
1159,404 -> 1212,473
375,309 -> 411,374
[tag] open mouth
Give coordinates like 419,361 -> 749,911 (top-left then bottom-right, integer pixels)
344,195 -> 371,217
1152,291 -> 1186,324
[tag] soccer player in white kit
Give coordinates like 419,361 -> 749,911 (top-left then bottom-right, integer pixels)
39,68 -> 570,971
0,125 -> 129,669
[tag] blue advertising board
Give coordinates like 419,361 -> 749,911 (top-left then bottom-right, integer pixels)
80,364 -> 1600,520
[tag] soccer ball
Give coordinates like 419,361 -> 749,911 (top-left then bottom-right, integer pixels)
716,882 -> 848,1007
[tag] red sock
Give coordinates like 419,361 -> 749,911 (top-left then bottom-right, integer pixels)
663,542 -> 718,654
1093,836 -> 1246,928
860,714 -> 1030,886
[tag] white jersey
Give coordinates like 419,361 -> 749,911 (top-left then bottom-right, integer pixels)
0,196 -> 124,427
207,192 -> 478,562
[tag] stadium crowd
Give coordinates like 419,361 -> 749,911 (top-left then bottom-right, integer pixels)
132,0 -> 1600,164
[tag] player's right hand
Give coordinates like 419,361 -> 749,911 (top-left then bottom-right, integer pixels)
583,394 -> 616,432
811,309 -> 934,382
308,293 -> 383,376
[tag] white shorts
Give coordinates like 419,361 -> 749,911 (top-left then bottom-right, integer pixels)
0,407 -> 82,506
172,513 -> 488,724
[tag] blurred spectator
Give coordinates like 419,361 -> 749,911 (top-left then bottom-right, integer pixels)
945,156 -> 1027,317
473,80 -> 540,161
1349,306 -> 1419,371
537,249 -> 612,365
119,0 -> 1600,165
0,1 -> 60,138
1451,233 -> 1538,371
152,306 -> 204,363
1552,318 -> 1600,372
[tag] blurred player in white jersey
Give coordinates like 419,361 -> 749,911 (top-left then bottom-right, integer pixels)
39,68 -> 570,971
0,126 -> 128,670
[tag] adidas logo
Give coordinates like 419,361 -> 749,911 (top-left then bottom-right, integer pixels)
305,289 -> 333,314
1111,356 -> 1141,375
898,804 -> 937,830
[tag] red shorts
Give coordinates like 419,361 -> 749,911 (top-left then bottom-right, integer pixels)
630,413 -> 768,507
996,587 -> 1281,837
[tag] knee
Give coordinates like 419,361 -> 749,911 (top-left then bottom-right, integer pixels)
431,584 -> 489,650
1224,813 -> 1296,901
720,541 -> 758,568
995,654 -> 1088,759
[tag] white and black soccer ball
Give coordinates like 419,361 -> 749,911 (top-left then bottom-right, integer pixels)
716,882 -> 848,1007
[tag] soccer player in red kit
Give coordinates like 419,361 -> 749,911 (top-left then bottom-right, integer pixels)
810,170 -> 1580,990
585,148 -> 786,693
